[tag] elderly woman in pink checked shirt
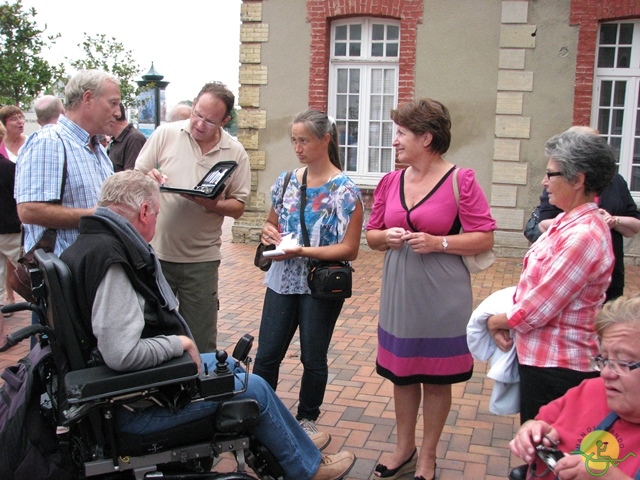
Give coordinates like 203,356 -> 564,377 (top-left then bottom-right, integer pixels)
488,128 -> 616,424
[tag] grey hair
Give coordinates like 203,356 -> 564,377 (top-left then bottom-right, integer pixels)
544,129 -> 616,195
289,109 -> 342,169
65,70 -> 120,110
595,295 -> 640,337
98,171 -> 159,221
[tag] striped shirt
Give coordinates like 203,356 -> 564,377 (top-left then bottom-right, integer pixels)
15,115 -> 114,255
507,202 -> 614,371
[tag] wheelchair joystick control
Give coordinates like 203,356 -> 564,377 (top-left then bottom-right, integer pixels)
215,350 -> 230,375
197,349 -> 235,398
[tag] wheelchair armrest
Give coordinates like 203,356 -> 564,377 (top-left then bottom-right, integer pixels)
64,353 -> 199,403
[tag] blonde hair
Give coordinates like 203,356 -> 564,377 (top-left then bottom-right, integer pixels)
595,295 -> 640,337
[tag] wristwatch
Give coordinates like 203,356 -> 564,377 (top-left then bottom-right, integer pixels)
442,236 -> 449,252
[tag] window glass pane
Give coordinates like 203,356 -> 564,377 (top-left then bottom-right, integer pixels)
619,23 -> 634,44
636,95 -> 640,136
337,69 -> 348,93
632,166 -> 640,191
349,43 -> 361,56
614,81 -> 627,107
372,43 -> 384,57
337,121 -> 347,142
381,148 -> 393,172
346,147 -> 357,171
617,47 -> 631,68
372,24 -> 385,41
368,148 -> 380,172
335,25 -> 347,41
335,43 -> 346,56
610,136 -> 622,153
369,122 -> 380,146
386,43 -> 398,57
598,47 -> 615,68
382,122 -> 393,145
383,69 -> 395,93
350,24 -> 362,40
349,69 -> 360,93
388,25 -> 399,41
383,96 -> 395,118
598,110 -> 611,135
371,69 -> 382,94
600,24 -> 618,45
612,109 -> 625,134
600,81 -> 612,106
348,95 -> 359,119
336,96 -> 347,119
370,96 -> 382,120
347,122 -> 358,145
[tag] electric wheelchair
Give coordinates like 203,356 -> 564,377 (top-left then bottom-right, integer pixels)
0,249 -> 284,480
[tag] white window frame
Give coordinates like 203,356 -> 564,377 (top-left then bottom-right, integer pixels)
327,18 -> 400,187
592,20 -> 640,197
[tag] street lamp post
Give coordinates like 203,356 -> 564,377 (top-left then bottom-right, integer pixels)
136,63 -> 169,135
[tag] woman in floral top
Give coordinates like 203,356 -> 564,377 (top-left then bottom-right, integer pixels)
254,110 -> 363,442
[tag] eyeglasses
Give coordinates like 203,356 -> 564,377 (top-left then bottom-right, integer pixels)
7,115 -> 25,122
590,354 -> 640,376
191,109 -> 223,129
545,171 -> 563,179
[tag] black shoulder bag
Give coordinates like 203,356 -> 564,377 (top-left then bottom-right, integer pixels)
254,170 -> 293,271
300,168 -> 354,299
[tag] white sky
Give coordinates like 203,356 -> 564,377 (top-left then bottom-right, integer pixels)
19,0 -> 242,109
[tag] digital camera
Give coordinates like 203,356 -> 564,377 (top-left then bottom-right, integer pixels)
536,445 -> 565,470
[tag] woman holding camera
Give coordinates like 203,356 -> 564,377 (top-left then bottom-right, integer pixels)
510,295 -> 640,479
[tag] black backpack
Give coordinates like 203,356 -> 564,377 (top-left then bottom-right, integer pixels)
0,343 -> 77,479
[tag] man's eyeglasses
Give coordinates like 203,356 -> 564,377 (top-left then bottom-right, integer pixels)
590,354 -> 640,376
191,109 -> 223,129
545,171 -> 563,179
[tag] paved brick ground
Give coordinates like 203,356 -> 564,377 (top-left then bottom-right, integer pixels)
3,221 -> 640,479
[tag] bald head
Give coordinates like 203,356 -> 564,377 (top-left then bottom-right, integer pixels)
34,95 -> 65,126
168,103 -> 192,122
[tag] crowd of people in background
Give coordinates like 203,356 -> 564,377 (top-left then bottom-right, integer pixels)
2,67 -> 640,480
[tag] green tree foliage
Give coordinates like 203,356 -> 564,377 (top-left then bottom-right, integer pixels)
68,33 -> 144,108
223,108 -> 238,136
0,0 -> 63,107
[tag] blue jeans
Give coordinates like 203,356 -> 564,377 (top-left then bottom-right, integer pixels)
253,288 -> 344,421
116,354 -> 321,479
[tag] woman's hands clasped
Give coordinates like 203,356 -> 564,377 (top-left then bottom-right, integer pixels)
383,228 -> 442,253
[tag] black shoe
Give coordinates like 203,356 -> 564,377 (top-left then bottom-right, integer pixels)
373,448 -> 417,479
508,464 -> 529,480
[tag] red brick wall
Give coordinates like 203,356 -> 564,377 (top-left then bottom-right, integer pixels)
571,0 -> 640,126
305,0 -> 424,111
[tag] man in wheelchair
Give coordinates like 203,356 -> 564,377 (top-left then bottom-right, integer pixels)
57,170 -> 356,480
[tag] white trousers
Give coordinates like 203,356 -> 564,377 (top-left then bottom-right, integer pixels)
0,233 -> 21,303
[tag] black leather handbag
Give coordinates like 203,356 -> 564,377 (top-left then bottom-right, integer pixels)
254,171 -> 293,271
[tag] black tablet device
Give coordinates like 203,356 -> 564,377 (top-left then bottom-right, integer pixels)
160,161 -> 238,199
